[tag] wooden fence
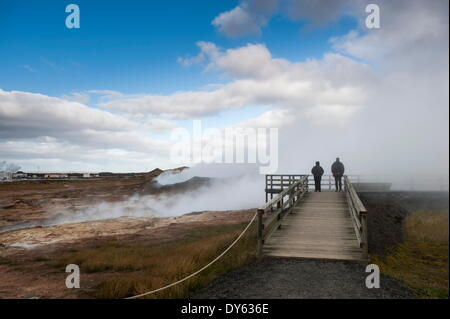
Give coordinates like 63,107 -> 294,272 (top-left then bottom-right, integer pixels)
257,176 -> 309,256
265,174 -> 361,200
344,176 -> 368,254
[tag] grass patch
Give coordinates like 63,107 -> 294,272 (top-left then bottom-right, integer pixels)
55,221 -> 257,298
0,256 -> 12,265
404,211 -> 449,243
0,256 -> 20,266
372,210 -> 449,298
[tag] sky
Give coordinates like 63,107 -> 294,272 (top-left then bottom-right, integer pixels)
0,0 -> 449,178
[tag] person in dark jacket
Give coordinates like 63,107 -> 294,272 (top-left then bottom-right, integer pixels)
331,157 -> 345,191
311,161 -> 324,192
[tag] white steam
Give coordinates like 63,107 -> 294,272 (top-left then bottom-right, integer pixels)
40,165 -> 264,227
156,163 -> 259,185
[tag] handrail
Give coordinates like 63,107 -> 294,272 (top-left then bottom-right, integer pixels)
257,175 -> 309,256
344,175 -> 368,253
264,174 -> 308,202
306,175 -> 361,191
264,175 -> 362,198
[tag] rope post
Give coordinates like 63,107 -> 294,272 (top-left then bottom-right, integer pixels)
257,209 -> 264,258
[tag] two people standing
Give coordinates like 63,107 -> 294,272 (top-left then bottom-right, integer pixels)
311,158 -> 345,192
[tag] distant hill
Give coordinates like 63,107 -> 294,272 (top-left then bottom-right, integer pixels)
144,166 -> 189,182
141,176 -> 213,195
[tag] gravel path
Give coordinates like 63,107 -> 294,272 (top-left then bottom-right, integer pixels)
193,257 -> 414,299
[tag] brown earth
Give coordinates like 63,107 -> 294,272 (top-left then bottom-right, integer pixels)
0,209 -> 254,299
0,175 -> 253,298
0,178 -> 145,229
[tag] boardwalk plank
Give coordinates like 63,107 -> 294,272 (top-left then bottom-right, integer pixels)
263,191 -> 365,261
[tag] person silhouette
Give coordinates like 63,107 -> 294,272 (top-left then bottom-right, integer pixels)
311,161 -> 324,192
331,157 -> 345,191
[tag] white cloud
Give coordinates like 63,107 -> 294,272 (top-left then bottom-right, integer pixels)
20,64 -> 35,72
276,0 -> 449,176
211,0 -> 278,37
102,42 -> 371,129
286,0 -> 355,26
211,0 -> 357,38
212,5 -> 265,37
0,89 -> 175,171
0,89 -> 134,136
61,92 -> 91,104
238,109 -> 294,128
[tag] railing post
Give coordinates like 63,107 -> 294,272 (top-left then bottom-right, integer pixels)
257,209 -> 264,257
305,176 -> 309,194
360,211 -> 368,252
270,175 -> 273,200
265,175 -> 268,203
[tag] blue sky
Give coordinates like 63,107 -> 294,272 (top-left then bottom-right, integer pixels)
0,1 -> 448,175
0,0 -> 357,96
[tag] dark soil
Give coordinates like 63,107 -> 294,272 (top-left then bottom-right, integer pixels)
359,191 -> 449,256
193,257 -> 414,299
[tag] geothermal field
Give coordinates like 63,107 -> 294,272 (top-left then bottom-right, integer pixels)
0,169 -> 258,298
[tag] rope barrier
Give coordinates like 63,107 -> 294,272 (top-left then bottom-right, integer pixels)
125,211 -> 258,299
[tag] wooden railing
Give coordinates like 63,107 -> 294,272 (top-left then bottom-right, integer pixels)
265,174 -> 308,201
307,174 -> 361,191
257,175 -> 309,256
344,175 -> 368,252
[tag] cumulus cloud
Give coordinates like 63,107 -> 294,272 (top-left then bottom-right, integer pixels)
0,89 -> 134,138
211,0 -> 278,37
238,109 -> 294,128
331,0 -> 449,65
211,0 -> 360,37
286,0 -> 355,26
0,137 -> 170,172
0,89 -> 175,171
61,92 -> 91,104
102,42 -> 371,127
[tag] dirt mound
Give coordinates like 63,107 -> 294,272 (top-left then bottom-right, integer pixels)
140,176 -> 214,195
144,168 -> 164,181
143,166 -> 189,182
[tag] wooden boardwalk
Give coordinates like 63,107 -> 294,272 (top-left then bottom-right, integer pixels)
262,191 -> 366,261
